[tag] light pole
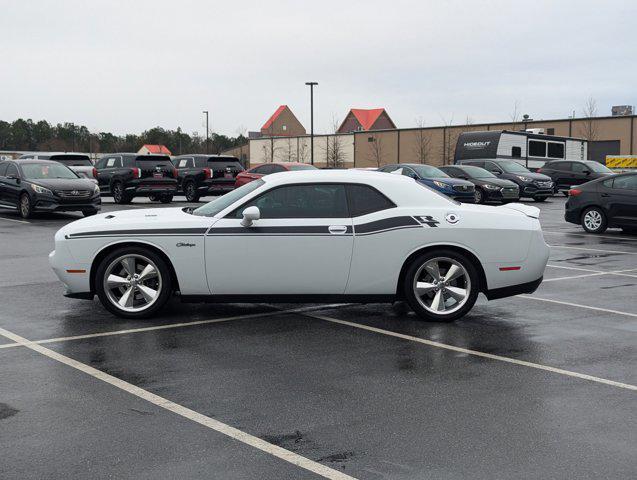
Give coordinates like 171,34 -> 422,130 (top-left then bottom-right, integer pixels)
305,82 -> 318,165
203,110 -> 209,153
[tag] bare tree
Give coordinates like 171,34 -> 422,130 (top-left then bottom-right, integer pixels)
413,117 -> 432,164
326,115 -> 346,168
283,137 -> 296,162
440,114 -> 459,165
297,139 -> 309,163
368,133 -> 384,167
510,100 -> 520,131
579,96 -> 599,159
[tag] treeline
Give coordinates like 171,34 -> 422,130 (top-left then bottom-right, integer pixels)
0,118 -> 247,155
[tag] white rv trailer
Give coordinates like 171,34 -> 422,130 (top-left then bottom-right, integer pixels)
454,130 -> 588,170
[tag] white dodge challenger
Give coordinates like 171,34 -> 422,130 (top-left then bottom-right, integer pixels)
50,170 -> 550,321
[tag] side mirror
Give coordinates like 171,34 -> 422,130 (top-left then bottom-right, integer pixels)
7,174 -> 19,182
241,206 -> 260,227
583,169 -> 591,175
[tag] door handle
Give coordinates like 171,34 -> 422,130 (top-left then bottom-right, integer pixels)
328,225 -> 348,235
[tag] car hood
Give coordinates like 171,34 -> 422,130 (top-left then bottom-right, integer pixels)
55,207 -> 215,239
421,177 -> 474,186
28,178 -> 97,190
474,177 -> 518,187
508,172 -> 551,181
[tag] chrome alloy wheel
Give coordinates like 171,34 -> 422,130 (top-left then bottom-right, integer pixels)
103,254 -> 162,312
413,257 -> 471,315
583,210 -> 602,231
20,195 -> 30,217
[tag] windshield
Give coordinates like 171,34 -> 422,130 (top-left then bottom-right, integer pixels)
289,165 -> 318,171
50,155 -> 92,167
586,162 -> 612,173
411,165 -> 448,178
22,163 -> 79,180
460,166 -> 496,178
499,161 -> 530,173
193,179 -> 265,217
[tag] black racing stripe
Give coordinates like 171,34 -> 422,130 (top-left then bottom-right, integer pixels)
68,228 -> 208,238
354,216 -> 420,234
207,225 -> 354,235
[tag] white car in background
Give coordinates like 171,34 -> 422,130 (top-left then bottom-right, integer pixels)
18,153 -> 97,182
49,170 -> 550,321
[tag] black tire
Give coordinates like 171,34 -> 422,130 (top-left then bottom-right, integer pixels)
581,206 -> 608,234
474,188 -> 485,204
95,246 -> 173,318
19,193 -> 34,219
184,181 -> 200,202
533,196 -> 547,202
83,209 -> 98,217
403,249 -> 480,322
112,182 -> 132,204
149,194 -> 160,202
159,194 -> 173,204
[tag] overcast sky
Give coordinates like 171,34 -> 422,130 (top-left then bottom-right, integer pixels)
2,0 -> 636,137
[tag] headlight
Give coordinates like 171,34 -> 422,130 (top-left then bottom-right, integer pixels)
31,184 -> 53,195
483,184 -> 500,190
94,185 -> 100,194
516,175 -> 533,182
433,180 -> 450,189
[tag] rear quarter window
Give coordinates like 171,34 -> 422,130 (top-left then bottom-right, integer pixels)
347,184 -> 396,217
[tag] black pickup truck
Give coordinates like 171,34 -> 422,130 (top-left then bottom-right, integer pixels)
94,154 -> 178,204
172,155 -> 245,201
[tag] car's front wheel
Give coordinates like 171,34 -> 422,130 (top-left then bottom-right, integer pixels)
474,188 -> 484,204
19,193 -> 34,219
112,182 -> 132,204
95,247 -> 173,318
403,250 -> 479,322
581,206 -> 607,234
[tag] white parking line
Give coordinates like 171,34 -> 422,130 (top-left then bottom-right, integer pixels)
549,244 -> 637,255
0,216 -> 30,224
0,325 -> 358,480
0,304 -> 349,350
544,230 -> 637,241
300,311 -> 637,391
543,272 -> 607,282
518,295 -> 637,319
543,266 -> 637,281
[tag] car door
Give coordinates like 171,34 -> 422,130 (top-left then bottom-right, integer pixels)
570,162 -> 591,187
606,174 -> 637,227
2,163 -> 21,207
205,183 -> 353,295
96,156 -> 118,192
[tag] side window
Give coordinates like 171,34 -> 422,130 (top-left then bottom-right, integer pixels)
401,168 -> 418,179
549,162 -> 566,171
380,165 -> 398,173
485,161 -> 502,173
613,175 -> 637,190
0,163 -> 8,176
511,146 -> 522,158
571,162 -> 588,173
602,178 -> 614,188
6,163 -> 19,178
466,161 -> 484,168
271,165 -> 286,173
528,140 -> 547,157
347,184 -> 396,217
232,184 -> 348,219
548,142 -> 565,159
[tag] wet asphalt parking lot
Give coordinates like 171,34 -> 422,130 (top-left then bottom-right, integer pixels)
0,195 -> 635,480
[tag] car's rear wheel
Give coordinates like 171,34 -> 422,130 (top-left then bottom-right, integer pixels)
581,207 -> 607,234
533,196 -> 547,202
184,181 -> 200,202
112,182 -> 132,204
403,250 -> 479,322
95,247 -> 173,318
19,193 -> 33,219
474,188 -> 484,204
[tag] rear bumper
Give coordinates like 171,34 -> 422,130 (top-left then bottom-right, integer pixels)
200,180 -> 236,194
485,276 -> 543,300
126,183 -> 178,196
564,207 -> 581,225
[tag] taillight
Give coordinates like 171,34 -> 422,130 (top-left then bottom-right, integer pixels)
172,168 -> 178,178
92,167 -> 98,178
536,168 -> 542,173
203,168 -> 212,179
131,167 -> 141,178
568,188 -> 582,196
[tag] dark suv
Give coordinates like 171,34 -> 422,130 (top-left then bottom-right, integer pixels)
537,160 -> 613,195
456,159 -> 553,201
94,154 -> 178,204
172,155 -> 244,202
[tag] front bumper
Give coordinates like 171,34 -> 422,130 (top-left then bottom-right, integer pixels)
49,248 -> 92,297
34,195 -> 101,213
484,187 -> 520,201
521,181 -> 554,198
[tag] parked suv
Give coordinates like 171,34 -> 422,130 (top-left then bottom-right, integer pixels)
456,159 -> 553,201
0,160 -> 100,218
18,153 -> 95,181
94,154 -> 178,204
439,165 -> 520,204
172,155 -> 245,202
537,160 -> 613,195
